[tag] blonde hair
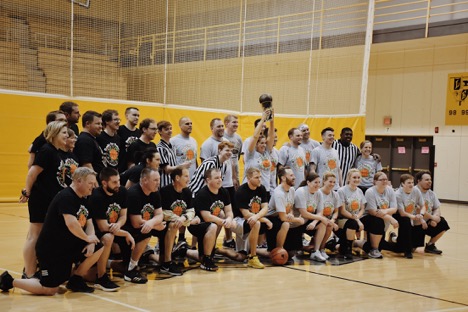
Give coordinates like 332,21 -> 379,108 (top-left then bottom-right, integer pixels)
72,167 -> 96,181
346,168 -> 361,184
44,121 -> 68,144
321,171 -> 336,186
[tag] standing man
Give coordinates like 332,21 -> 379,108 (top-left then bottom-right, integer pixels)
332,127 -> 359,184
59,101 -> 81,136
0,167 -> 103,294
311,127 -> 342,190
97,109 -> 121,171
171,117 -> 198,179
75,110 -> 106,176
278,128 -> 307,189
157,120 -> 191,189
88,167 -> 134,291
415,171 -> 450,254
298,123 -> 320,174
118,107 -> 142,172
126,118 -> 157,169
224,115 -> 243,190
191,168 -> 235,271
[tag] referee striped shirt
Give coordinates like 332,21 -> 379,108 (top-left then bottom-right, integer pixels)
157,139 -> 178,188
189,155 -> 224,197
331,140 -> 359,183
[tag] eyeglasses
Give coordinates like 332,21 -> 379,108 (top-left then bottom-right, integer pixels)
378,178 -> 388,181
148,127 -> 157,131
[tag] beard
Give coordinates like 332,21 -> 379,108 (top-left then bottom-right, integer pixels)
106,185 -> 119,194
285,177 -> 295,187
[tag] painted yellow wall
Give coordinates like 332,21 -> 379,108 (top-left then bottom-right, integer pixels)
0,92 -> 364,201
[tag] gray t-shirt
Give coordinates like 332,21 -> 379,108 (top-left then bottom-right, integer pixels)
395,187 -> 424,215
278,145 -> 306,189
243,149 -> 271,191
337,185 -> 366,217
318,188 -> 343,219
170,134 -> 198,178
200,137 -> 233,188
269,147 -> 279,195
294,186 -> 323,217
417,186 -> 441,216
364,186 -> 397,217
267,184 -> 295,218
223,132 -> 243,177
311,145 -> 341,190
301,139 -> 320,164
355,155 -> 382,188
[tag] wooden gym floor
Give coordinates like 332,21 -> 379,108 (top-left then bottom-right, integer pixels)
0,202 -> 467,312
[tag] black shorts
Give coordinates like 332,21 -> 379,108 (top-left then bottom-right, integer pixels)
28,195 -> 54,223
241,220 -> 268,235
425,217 -> 450,237
38,242 -> 103,288
361,215 -> 385,235
265,216 -> 287,251
188,222 -> 213,240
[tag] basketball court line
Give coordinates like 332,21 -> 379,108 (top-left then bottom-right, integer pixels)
283,265 -> 468,308
83,293 -> 151,312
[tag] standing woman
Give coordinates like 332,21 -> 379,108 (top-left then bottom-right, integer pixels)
316,172 -> 342,260
355,140 -> 382,194
58,128 -> 79,187
337,169 -> 366,259
243,109 -> 274,197
358,172 -> 399,259
19,121 -> 69,278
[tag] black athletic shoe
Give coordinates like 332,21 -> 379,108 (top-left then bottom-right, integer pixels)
94,273 -> 120,292
124,268 -> 148,284
344,253 -> 354,260
425,243 -> 443,255
21,269 -> 41,280
222,239 -> 236,249
172,240 -> 189,260
160,262 -> 183,276
66,275 -> 94,293
0,271 -> 14,292
404,251 -> 413,259
200,256 -> 218,272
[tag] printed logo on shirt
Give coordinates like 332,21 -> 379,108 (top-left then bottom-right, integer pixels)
141,203 -> 155,220
259,154 -> 271,171
378,199 -> 389,210
57,158 -> 79,188
323,202 -> 334,218
76,205 -> 89,227
306,200 -> 317,214
424,199 -> 432,214
270,155 -> 277,172
210,200 -> 225,216
125,136 -> 139,150
358,163 -> 372,178
285,202 -> 293,214
104,143 -> 120,167
305,151 -> 311,163
349,199 -> 360,213
249,196 -> 262,214
106,203 -> 122,223
170,199 -> 187,216
327,158 -> 337,170
294,156 -> 305,170
404,201 -> 416,214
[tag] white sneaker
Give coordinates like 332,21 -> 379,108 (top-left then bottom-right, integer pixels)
320,250 -> 329,260
310,250 -> 326,262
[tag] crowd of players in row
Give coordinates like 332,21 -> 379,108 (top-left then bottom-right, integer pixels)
0,101 -> 449,295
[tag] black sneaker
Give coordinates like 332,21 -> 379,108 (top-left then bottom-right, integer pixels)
425,243 -> 443,255
66,275 -> 94,293
344,252 -> 354,260
404,251 -> 413,259
21,269 -> 41,280
200,256 -> 218,272
124,268 -> 148,284
222,239 -> 236,249
94,273 -> 120,292
172,240 -> 189,260
160,262 -> 183,276
0,271 -> 14,292
389,231 -> 397,243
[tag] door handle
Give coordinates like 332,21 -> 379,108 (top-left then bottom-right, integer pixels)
391,167 -> 410,172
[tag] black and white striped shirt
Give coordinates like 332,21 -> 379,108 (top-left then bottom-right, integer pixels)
189,155 -> 224,197
331,140 -> 359,183
157,140 -> 178,188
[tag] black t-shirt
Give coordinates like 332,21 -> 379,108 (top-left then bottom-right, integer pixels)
127,139 -> 156,166
88,186 -> 127,235
30,132 -> 47,154
117,126 -> 142,151
75,132 -> 106,175
30,143 -> 66,203
120,163 -> 145,186
234,183 -> 268,218
160,184 -> 193,217
36,187 -> 90,257
192,185 -> 231,221
126,183 -> 162,228
58,150 -> 79,187
97,131 -> 121,170
70,123 -> 80,136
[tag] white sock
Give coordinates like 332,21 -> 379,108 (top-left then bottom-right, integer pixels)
128,259 -> 138,271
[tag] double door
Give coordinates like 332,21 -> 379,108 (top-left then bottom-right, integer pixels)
365,136 -> 435,188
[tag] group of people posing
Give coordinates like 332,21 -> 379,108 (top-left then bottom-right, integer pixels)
0,102 -> 449,296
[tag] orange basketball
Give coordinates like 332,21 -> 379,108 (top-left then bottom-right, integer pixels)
270,247 -> 289,265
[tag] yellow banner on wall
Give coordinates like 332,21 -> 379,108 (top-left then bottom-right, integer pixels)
446,73 -> 468,125
0,92 -> 365,201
